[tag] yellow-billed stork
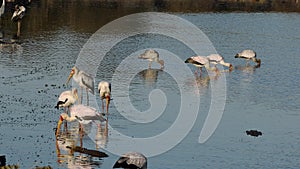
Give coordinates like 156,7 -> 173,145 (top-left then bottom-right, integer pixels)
11,5 -> 25,22
0,0 -> 5,17
139,49 -> 164,69
185,56 -> 216,76
235,49 -> 261,67
207,54 -> 233,72
55,88 -> 78,114
98,81 -> 111,115
11,5 -> 26,38
66,66 -> 94,105
56,104 -> 105,137
113,152 -> 147,169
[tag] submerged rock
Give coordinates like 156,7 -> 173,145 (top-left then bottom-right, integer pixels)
246,130 -> 262,137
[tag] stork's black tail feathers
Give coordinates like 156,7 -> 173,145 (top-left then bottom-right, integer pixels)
184,58 -> 193,63
55,98 -> 68,109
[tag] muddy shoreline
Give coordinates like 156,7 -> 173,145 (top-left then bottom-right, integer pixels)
71,0 -> 300,12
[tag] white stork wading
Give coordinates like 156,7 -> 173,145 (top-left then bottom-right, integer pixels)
66,66 -> 94,105
207,54 -> 233,72
0,0 -> 5,17
139,49 -> 164,69
185,56 -> 217,76
11,5 -> 26,38
56,104 -> 106,137
11,5 -> 25,21
235,49 -> 261,67
55,88 -> 78,114
113,152 -> 147,169
98,81 -> 111,115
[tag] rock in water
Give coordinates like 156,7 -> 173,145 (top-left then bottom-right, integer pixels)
246,130 -> 262,137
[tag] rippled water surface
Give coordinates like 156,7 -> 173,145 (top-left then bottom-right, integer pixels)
0,1 -> 300,168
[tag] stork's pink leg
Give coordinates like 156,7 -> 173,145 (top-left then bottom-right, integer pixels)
199,68 -> 202,77
101,99 -> 104,114
80,86 -> 83,104
215,65 -> 220,74
80,124 -> 83,147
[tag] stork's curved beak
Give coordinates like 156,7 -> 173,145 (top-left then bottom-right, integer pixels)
56,116 -> 64,138
66,69 -> 74,85
229,64 -> 233,72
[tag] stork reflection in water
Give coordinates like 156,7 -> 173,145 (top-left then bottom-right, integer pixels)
95,118 -> 108,150
138,68 -> 162,85
56,126 -> 107,168
139,49 -> 164,70
235,64 -> 260,75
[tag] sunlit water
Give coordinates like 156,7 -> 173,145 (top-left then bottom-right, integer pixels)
0,1 -> 300,168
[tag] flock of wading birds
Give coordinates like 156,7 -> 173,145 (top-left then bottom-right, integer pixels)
55,49 -> 261,169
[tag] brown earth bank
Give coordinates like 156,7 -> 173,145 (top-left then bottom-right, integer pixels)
1,0 -> 299,39
6,0 -> 300,12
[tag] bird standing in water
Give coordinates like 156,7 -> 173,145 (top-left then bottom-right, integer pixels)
139,49 -> 164,70
56,104 -> 106,137
235,49 -> 261,67
98,81 -> 111,115
185,56 -> 217,76
207,53 -> 233,72
11,5 -> 26,38
66,66 -> 94,105
0,0 -> 5,17
55,88 -> 78,114
113,152 -> 147,169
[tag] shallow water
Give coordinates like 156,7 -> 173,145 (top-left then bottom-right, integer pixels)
1,1 -> 300,169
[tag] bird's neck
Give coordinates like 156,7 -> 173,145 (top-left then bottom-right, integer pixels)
72,70 -> 80,82
65,115 -> 77,122
220,60 -> 231,67
204,63 -> 212,69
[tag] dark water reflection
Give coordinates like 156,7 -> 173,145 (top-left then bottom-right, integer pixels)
1,0 -> 300,40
